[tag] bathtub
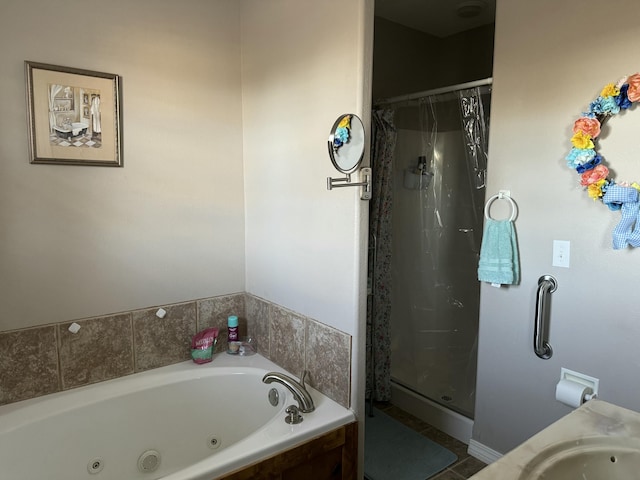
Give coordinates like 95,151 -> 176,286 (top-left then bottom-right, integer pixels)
54,122 -> 88,139
0,352 -> 355,480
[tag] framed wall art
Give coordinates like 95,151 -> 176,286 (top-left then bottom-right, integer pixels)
25,61 -> 123,167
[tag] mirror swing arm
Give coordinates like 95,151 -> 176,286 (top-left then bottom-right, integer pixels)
326,113 -> 371,201
326,168 -> 372,200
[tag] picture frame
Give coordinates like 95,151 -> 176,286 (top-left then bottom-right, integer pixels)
25,61 -> 123,167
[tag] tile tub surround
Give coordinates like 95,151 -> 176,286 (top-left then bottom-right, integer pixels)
234,295 -> 352,409
245,294 -> 352,408
0,293 -> 352,408
0,326 -> 59,404
133,302 -> 197,371
198,294 -> 246,344
58,313 -> 134,389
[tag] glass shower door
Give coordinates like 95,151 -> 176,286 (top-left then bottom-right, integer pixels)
389,87 -> 489,418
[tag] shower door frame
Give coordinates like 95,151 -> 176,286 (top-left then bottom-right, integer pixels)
372,77 -> 493,444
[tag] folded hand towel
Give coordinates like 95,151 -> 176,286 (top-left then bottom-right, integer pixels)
477,219 -> 520,285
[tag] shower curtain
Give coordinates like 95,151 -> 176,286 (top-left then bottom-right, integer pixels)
459,87 -> 489,191
48,84 -> 63,133
368,84 -> 490,415
367,109 -> 396,402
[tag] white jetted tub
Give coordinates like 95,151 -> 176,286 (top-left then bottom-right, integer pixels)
0,353 -> 354,480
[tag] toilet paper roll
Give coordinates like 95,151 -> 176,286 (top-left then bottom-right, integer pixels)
555,379 -> 590,408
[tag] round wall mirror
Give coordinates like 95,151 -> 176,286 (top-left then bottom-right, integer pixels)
328,114 -> 365,174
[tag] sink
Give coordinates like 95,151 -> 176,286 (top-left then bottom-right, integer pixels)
518,437 -> 640,479
469,400 -> 640,480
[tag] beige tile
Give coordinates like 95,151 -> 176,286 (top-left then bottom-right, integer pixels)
244,294 -> 270,357
0,326 -> 59,405
133,302 -> 196,371
381,404 -> 434,432
451,456 -> 487,478
305,319 -> 351,408
431,469 -> 466,480
58,313 -> 133,389
197,294 -> 245,347
269,306 -> 305,376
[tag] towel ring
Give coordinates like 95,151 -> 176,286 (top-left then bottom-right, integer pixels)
484,193 -> 517,221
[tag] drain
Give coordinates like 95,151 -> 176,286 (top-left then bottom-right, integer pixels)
138,450 -> 161,473
440,395 -> 453,403
268,388 -> 279,407
87,457 -> 104,474
207,435 -> 222,450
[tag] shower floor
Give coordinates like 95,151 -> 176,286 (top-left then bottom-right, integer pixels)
392,342 -> 476,418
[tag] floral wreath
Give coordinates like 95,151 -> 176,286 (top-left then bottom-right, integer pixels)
566,73 -> 640,249
332,114 -> 352,152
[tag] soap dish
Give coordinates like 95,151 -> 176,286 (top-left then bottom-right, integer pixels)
227,337 -> 256,356
238,337 -> 256,356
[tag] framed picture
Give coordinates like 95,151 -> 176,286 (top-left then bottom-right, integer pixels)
25,61 -> 123,167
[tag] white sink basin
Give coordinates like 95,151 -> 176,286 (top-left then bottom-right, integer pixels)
518,437 -> 640,479
469,400 -> 640,479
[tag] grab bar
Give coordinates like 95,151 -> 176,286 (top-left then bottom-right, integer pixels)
534,275 -> 557,359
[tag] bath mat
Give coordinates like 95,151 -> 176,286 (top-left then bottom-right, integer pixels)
364,408 -> 457,480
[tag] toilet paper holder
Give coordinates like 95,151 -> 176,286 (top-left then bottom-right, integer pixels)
560,367 -> 599,401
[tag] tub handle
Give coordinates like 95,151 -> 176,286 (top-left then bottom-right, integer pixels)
534,275 -> 556,359
262,371 -> 315,413
285,405 -> 303,424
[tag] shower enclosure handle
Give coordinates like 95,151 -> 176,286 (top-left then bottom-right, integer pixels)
534,275 -> 557,359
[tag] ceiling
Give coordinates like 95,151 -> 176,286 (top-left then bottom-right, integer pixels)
375,0 -> 496,38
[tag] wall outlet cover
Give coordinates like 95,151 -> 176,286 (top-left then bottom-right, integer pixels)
553,240 -> 570,268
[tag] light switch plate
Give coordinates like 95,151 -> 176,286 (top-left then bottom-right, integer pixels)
553,240 -> 570,268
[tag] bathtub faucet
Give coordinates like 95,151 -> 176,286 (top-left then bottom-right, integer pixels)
262,371 -> 315,413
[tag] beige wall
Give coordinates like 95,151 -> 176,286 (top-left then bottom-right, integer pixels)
474,0 -> 640,454
241,0 -> 373,473
0,0 -> 245,331
372,17 -> 494,100
241,0 -> 370,338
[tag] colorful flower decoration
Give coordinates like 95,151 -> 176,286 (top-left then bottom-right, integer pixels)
566,74 -> 637,204
567,73 -> 640,249
333,115 -> 352,151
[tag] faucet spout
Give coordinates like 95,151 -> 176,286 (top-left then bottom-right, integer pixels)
262,371 -> 315,413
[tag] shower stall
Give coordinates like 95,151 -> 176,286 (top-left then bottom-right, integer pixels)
367,79 -> 491,440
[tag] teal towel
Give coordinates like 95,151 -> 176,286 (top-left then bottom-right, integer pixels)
478,219 -> 520,285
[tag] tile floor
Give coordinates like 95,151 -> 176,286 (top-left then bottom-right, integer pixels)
49,132 -> 102,148
373,402 -> 487,479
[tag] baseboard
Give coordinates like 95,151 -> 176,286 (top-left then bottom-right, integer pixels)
391,382 -> 473,444
467,439 -> 503,464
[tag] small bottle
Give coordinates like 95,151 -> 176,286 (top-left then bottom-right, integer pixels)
417,155 -> 427,174
227,315 -> 239,354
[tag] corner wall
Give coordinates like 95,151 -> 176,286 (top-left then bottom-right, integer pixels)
240,0 -> 373,473
0,0 -> 245,332
241,0 -> 371,371
1,0 -> 371,470
473,0 -> 640,455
